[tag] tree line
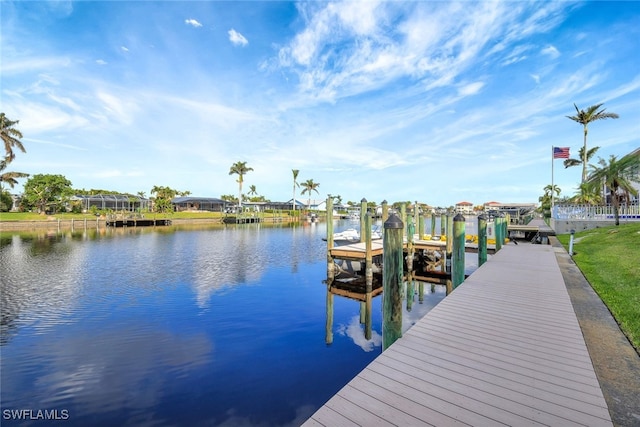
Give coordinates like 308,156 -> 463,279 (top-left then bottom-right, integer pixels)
3,106 -> 638,219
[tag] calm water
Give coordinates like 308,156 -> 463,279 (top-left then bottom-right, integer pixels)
0,220 -> 453,427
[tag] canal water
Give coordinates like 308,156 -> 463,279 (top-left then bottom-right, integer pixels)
0,219 -> 479,426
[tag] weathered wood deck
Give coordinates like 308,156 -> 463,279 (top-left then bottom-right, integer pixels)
329,238 -> 495,261
304,243 -> 612,426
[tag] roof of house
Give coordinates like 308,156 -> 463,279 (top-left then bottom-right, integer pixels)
171,196 -> 227,204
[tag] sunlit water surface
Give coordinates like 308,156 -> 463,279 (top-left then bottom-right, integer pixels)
0,220 -> 472,426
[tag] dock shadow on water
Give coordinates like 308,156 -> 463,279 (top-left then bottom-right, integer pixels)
1,221 -> 448,426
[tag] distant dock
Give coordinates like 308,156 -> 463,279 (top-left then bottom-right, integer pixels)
106,218 -> 171,227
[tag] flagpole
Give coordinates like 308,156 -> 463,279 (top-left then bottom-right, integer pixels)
551,146 -> 555,212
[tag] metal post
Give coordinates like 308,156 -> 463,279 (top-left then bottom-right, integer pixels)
569,229 -> 575,256
383,213 -> 404,350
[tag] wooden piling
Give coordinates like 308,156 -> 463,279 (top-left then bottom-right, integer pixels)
430,214 -> 436,236
418,212 -> 425,239
383,213 -> 404,350
413,202 -> 419,239
326,197 -> 335,281
382,200 -> 389,224
406,279 -> 414,312
400,203 -> 407,239
365,213 -> 373,291
440,213 -> 446,237
445,214 -> 453,274
495,214 -> 503,252
364,292 -> 372,340
452,213 -> 465,289
478,213 -> 488,267
325,285 -> 333,345
406,215 -> 415,280
359,198 -> 367,243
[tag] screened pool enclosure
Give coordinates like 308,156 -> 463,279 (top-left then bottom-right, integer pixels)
71,194 -> 150,212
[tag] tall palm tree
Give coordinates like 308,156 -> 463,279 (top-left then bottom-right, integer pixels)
585,153 -> 640,225
300,178 -> 320,209
563,146 -> 600,171
248,185 -> 257,199
566,103 -> 619,184
1,113 -> 26,163
229,161 -> 253,209
291,169 -> 300,211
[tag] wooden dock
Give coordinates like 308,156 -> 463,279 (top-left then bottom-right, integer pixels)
329,238 -> 495,260
105,218 -> 171,227
305,243 -> 613,426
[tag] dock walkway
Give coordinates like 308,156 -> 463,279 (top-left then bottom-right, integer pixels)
304,243 -> 612,426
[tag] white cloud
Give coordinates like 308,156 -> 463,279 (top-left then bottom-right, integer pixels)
541,45 -> 560,59
120,46 -> 129,52
96,59 -> 107,65
458,82 -> 485,96
185,18 -> 202,28
531,74 -> 540,84
228,29 -> 248,46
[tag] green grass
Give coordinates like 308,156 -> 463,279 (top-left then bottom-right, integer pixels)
557,223 -> 640,352
0,212 -> 98,221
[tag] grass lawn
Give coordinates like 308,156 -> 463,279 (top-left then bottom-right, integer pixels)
557,223 -> 640,352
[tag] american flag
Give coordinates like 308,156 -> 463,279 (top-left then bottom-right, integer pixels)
553,146 -> 570,159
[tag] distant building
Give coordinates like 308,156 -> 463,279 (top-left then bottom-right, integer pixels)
483,201 -> 537,222
455,201 -> 474,215
71,194 -> 149,212
171,196 -> 228,212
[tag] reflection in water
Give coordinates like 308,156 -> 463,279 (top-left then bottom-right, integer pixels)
1,222 -> 445,426
326,276 -> 446,353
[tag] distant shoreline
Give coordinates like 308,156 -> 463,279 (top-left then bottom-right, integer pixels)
0,216 -> 302,231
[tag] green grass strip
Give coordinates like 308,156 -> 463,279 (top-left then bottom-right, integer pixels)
557,223 -> 640,352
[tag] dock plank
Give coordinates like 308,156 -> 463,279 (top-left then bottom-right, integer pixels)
303,244 -> 612,426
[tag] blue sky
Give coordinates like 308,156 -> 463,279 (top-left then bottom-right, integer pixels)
2,1 -> 639,207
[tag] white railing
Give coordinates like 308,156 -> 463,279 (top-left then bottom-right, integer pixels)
553,204 -> 640,221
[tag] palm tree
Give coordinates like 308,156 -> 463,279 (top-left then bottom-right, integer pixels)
291,169 -> 300,211
0,160 -> 29,190
229,161 -> 253,209
1,113 -> 26,163
585,153 -> 640,225
248,185 -> 257,199
539,184 -> 561,217
563,146 -> 600,172
566,103 -> 619,183
571,182 -> 602,205
300,178 -> 320,210
543,184 -> 561,200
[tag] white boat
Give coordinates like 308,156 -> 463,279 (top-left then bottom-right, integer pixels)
326,226 -> 383,244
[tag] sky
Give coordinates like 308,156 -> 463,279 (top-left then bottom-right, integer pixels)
1,1 -> 639,207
